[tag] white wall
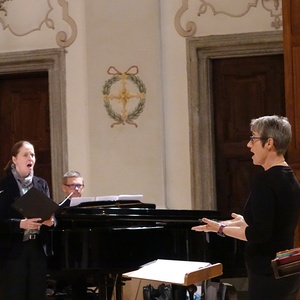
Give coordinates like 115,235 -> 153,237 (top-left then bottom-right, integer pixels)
84,0 -> 166,208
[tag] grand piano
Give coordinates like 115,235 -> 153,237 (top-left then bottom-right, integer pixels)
47,199 -> 246,299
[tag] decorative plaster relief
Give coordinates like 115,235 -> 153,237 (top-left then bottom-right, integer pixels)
198,0 -> 257,17
56,0 -> 77,48
0,0 -> 10,15
0,0 -> 77,48
261,0 -> 282,29
175,0 -> 282,37
0,0 -> 54,35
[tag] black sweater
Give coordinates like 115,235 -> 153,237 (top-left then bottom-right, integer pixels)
244,166 -> 300,275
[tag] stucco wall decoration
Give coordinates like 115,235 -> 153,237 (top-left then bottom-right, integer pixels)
175,0 -> 282,37
0,0 -> 77,48
102,66 -> 147,128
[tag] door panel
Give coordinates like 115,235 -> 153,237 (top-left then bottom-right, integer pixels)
283,0 -> 300,249
0,73 -> 52,195
212,55 -> 285,217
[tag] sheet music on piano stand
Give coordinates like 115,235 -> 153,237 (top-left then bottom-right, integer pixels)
69,197 -> 96,207
96,194 -> 143,201
70,194 -> 143,207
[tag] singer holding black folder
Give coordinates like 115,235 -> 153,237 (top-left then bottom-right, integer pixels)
0,140 -> 55,300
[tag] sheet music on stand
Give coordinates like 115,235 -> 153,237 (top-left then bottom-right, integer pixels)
70,194 -> 143,207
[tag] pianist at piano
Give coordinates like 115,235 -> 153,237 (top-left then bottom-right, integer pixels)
60,171 -> 85,208
52,170 -> 90,300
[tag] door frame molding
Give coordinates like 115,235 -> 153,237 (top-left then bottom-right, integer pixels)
186,31 -> 283,210
0,48 -> 68,201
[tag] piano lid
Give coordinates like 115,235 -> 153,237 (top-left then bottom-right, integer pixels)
55,199 -> 220,226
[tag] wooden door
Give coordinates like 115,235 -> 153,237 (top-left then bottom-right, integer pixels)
283,0 -> 300,251
283,0 -> 300,175
0,72 -> 52,194
212,54 -> 285,217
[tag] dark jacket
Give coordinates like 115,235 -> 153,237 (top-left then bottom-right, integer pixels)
244,166 -> 300,275
0,171 -> 53,263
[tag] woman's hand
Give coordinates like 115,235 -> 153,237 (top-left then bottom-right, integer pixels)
226,213 -> 245,226
20,218 -> 42,230
41,215 -> 55,227
192,218 -> 220,233
191,213 -> 248,241
20,214 -> 55,229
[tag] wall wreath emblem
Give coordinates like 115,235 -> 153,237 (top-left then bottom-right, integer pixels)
102,66 -> 147,127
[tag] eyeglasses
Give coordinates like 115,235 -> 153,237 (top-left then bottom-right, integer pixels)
249,136 -> 267,143
64,184 -> 84,190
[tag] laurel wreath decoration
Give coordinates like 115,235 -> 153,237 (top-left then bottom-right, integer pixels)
102,75 -> 123,124
102,66 -> 147,127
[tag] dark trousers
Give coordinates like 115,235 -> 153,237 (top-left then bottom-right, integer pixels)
2,239 -> 47,300
247,270 -> 300,300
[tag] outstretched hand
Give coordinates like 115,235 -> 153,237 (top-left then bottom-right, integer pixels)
191,217 -> 220,233
191,212 -> 248,241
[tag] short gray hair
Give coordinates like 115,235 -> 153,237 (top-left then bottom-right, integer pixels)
250,115 -> 292,155
62,170 -> 83,184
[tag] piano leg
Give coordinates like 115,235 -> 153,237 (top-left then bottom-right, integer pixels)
115,275 -> 125,300
96,274 -> 114,300
107,274 -> 129,300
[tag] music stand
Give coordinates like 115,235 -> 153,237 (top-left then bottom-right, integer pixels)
123,259 -> 223,299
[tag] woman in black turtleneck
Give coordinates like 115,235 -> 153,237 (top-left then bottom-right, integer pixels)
192,116 -> 300,300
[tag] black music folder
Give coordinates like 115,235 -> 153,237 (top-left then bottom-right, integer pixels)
12,187 -> 59,221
